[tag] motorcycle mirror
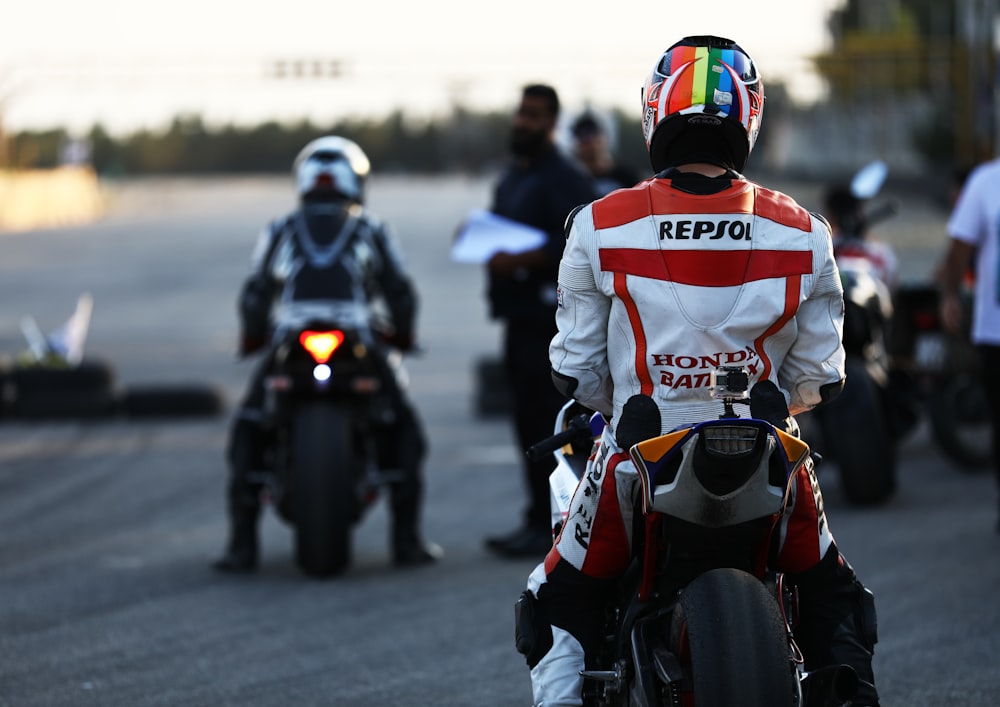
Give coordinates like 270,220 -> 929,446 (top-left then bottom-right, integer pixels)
850,160 -> 888,200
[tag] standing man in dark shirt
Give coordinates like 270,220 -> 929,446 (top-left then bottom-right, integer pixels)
484,84 -> 598,558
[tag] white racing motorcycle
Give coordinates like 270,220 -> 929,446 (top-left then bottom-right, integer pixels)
525,368 -> 858,707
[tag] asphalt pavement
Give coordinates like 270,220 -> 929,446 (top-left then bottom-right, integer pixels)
0,174 -> 996,706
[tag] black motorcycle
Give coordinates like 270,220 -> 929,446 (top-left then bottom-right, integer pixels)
890,284 -> 992,470
805,162 -> 992,492
253,318 -> 394,577
802,161 -> 900,506
810,246 -> 898,505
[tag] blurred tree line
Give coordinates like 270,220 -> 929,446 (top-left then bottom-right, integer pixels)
4,108 -> 654,177
5,0 -> 993,177
814,0 -> 998,166
5,92 -> 802,177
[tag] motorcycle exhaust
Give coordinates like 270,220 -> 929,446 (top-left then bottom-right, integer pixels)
800,664 -> 859,706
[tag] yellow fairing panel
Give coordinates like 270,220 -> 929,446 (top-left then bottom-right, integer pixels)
775,427 -> 810,467
632,429 -> 691,464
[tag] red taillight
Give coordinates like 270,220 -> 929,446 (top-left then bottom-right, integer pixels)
299,330 -> 345,364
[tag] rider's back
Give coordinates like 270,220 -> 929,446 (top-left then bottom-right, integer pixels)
552,173 -> 842,432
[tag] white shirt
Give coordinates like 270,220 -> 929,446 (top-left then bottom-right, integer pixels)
947,158 -> 1000,346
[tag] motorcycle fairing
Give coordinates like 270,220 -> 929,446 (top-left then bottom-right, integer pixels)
630,418 -> 809,527
547,407 -> 607,538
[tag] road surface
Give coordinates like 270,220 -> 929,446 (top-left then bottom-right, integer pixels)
0,175 -> 996,706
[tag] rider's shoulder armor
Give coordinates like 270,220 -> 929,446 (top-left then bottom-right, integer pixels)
810,210 -> 834,237
564,204 -> 587,239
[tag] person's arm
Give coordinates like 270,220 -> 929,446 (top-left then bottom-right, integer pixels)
938,166 -> 984,337
937,238 -> 976,336
487,248 -> 549,276
778,215 -> 847,415
490,171 -> 595,275
370,219 -> 418,350
237,221 -> 282,355
549,205 -> 613,415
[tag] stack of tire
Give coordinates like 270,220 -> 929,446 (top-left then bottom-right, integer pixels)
0,358 -> 225,421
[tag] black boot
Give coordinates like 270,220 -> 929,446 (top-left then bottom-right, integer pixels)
792,548 -> 880,707
390,483 -> 441,567
382,399 -> 440,567
214,414 -> 268,573
393,535 -> 443,567
213,486 -> 261,573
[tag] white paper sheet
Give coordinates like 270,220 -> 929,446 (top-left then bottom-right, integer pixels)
450,209 -> 547,264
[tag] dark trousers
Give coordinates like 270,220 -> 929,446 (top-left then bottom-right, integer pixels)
503,316 -> 568,532
979,344 -> 1000,503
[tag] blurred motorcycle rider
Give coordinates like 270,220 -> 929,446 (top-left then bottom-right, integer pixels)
517,37 -> 880,706
213,136 -> 441,572
823,182 -> 899,290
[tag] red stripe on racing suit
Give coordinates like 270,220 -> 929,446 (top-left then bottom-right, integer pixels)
612,271 -> 654,397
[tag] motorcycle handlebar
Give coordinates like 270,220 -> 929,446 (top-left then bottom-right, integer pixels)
526,414 -> 593,462
865,199 -> 898,228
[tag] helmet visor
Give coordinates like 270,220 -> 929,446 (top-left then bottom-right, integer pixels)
653,43 -> 758,122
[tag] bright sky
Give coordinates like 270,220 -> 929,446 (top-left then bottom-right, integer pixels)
3,0 -> 844,136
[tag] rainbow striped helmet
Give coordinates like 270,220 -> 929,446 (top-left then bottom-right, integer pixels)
641,36 -> 763,172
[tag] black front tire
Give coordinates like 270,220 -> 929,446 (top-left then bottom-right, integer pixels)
928,373 -> 992,471
670,568 -> 797,707
291,403 -> 357,577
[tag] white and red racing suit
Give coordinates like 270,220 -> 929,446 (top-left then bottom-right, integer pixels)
549,173 -> 845,431
524,171 -> 879,706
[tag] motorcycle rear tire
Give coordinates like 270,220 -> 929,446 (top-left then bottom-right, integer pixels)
819,359 -> 897,506
928,373 -> 992,471
670,568 -> 796,707
291,403 -> 356,578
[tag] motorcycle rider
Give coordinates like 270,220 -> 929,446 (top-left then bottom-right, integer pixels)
517,36 -> 880,705
213,136 -> 441,572
824,173 -> 913,451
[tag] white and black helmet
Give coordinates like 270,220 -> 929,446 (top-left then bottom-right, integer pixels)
292,136 -> 371,203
